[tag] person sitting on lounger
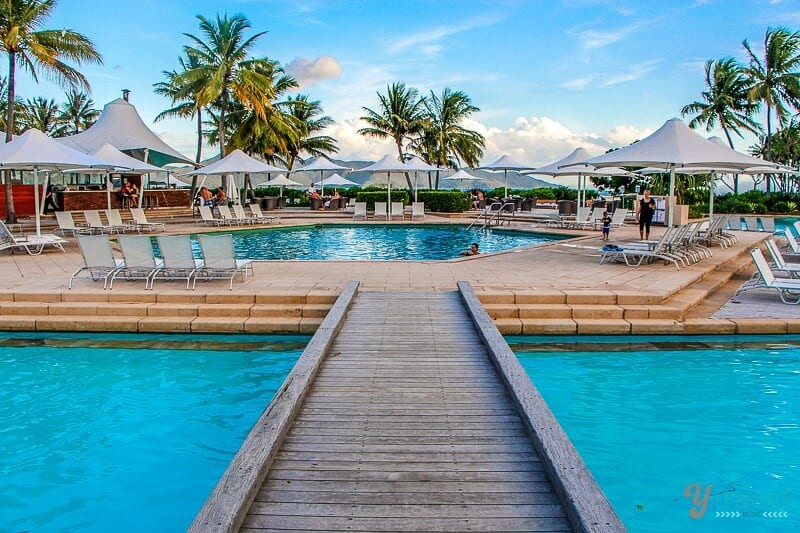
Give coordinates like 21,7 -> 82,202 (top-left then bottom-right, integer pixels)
198,186 -> 214,206
461,242 -> 480,256
214,187 -> 227,206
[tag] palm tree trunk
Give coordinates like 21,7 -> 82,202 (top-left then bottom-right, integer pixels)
195,109 -> 203,163
4,52 -> 17,223
766,104 -> 772,193
219,97 -> 227,190
395,141 -> 413,190
722,126 -> 739,194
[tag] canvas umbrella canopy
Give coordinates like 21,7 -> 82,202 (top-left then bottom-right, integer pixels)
441,169 -> 482,189
293,156 -> 351,196
479,155 -> 534,198
570,118 -> 779,226
318,173 -> 358,189
403,156 -> 440,201
187,149 -> 284,205
524,147 -> 634,211
255,173 -> 304,197
168,174 -> 190,187
0,129 -> 120,234
359,155 -> 414,206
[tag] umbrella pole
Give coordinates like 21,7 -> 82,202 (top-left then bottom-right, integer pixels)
387,173 -> 391,208
668,166 -> 676,228
414,173 -> 418,203
106,172 -> 112,210
504,170 -> 508,198
39,171 -> 51,227
320,170 -> 324,197
33,167 -> 41,236
708,174 -> 715,224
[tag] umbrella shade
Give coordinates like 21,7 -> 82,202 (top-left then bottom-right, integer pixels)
91,143 -> 164,173
256,174 -> 304,188
403,156 -> 439,172
318,173 -> 358,188
360,154 -> 414,205
478,154 -> 534,197
293,155 -> 351,173
442,169 -> 481,180
186,149 -> 284,175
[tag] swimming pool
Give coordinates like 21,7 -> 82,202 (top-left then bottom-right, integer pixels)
196,224 -> 565,260
0,332 -> 308,532
509,335 -> 800,532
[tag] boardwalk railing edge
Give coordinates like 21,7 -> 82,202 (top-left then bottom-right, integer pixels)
189,280 -> 360,533
457,281 -> 626,533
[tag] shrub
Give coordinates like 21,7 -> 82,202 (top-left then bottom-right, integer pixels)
355,190 -> 409,210
417,190 -> 471,212
771,201 -> 793,213
750,202 -> 768,214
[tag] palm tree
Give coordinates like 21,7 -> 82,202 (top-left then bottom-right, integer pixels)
742,27 -> 800,188
179,14 -> 280,164
414,88 -> 484,188
154,55 -> 205,163
359,82 -> 425,188
0,0 -> 102,222
20,96 -> 60,134
56,89 -> 98,136
282,94 -> 337,170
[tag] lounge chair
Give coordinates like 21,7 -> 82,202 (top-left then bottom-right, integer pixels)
764,238 -> 800,278
55,211 -> 91,236
198,205 -> 226,226
574,208 -> 604,230
249,204 -> 279,224
374,202 -> 388,220
746,247 -> 800,304
217,205 -> 243,225
609,208 -> 627,228
231,204 -> 257,225
411,202 -> 425,220
0,221 -> 67,255
68,235 -> 124,289
196,234 -> 254,290
84,210 -> 121,234
390,202 -> 404,220
601,226 -> 683,270
151,234 -> 203,290
784,228 -> 800,254
742,216 -> 759,232
758,216 -> 776,234
104,209 -> 137,233
353,202 -> 367,221
130,208 -> 166,232
109,235 -> 163,289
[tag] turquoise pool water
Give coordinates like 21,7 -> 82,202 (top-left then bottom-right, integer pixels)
776,217 -> 798,236
0,332 -> 308,532
194,224 -> 565,260
509,335 -> 800,532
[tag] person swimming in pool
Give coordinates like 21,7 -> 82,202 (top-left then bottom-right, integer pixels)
461,242 -> 480,256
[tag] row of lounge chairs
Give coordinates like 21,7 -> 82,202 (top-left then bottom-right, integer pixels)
737,237 -> 800,304
69,234 -> 254,291
56,209 -> 165,236
199,204 -> 279,226
548,207 -> 628,230
353,202 -> 425,221
730,215 -> 776,233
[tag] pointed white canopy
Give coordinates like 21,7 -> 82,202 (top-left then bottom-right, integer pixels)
186,149 -> 284,175
59,98 -> 193,166
480,154 -> 533,171
442,169 -> 481,180
360,154 -> 413,173
168,174 -> 190,187
318,173 -> 358,187
91,143 -> 164,174
526,148 -> 631,177
404,156 -> 439,172
293,155 -> 351,173
256,173 -> 304,188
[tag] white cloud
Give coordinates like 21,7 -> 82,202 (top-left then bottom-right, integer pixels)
574,18 -> 656,49
321,118 -> 395,161
561,60 -> 660,90
387,15 -> 502,54
285,55 -> 342,87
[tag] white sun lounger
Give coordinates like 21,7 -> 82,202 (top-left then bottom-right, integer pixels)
199,205 -> 226,226
109,235 -> 163,289
197,234 -> 254,290
764,238 -> 800,278
151,234 -> 203,290
84,210 -> 120,234
55,211 -> 92,236
353,202 -> 367,221
249,203 -> 279,224
742,216 -> 759,232
231,204 -> 256,225
784,227 -> 800,254
69,235 -> 124,289
0,221 -> 67,255
217,205 -> 244,225
390,202 -> 404,220
105,209 -> 137,233
746,247 -> 800,304
373,202 -> 388,220
411,202 -> 425,220
130,208 -> 166,232
758,216 -> 776,234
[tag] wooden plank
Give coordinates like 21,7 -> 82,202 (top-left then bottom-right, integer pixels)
268,460 -> 544,473
281,435 -> 533,445
267,468 -> 547,483
241,515 -> 572,532
254,490 -> 560,506
274,451 -> 538,462
278,443 -> 535,453
260,479 -> 544,494
249,502 -> 567,519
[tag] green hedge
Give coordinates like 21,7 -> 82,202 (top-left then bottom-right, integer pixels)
417,190 -> 471,212
355,190 -> 409,210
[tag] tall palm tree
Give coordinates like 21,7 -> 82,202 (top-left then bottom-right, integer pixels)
359,82 -> 425,188
282,94 -> 337,171
415,88 -> 484,188
56,89 -> 98,136
154,55 -> 205,163
178,14 -> 280,164
742,27 -> 800,172
19,96 -> 59,134
0,0 -> 102,222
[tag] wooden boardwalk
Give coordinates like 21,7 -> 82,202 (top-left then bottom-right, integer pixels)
191,283 -> 624,532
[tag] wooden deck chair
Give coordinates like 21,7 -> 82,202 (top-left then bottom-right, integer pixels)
390,202 -> 404,220
249,204 -> 278,224
130,208 -> 166,232
55,211 -> 91,236
69,235 -> 123,289
198,205 -> 225,226
748,247 -> 800,304
373,202 -> 388,220
411,202 -> 425,220
197,234 -> 254,290
105,209 -> 137,233
353,202 -> 367,220
109,235 -> 163,289
151,235 -> 203,290
84,210 -> 120,234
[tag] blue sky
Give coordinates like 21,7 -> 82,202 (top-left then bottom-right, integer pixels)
14,0 -> 799,165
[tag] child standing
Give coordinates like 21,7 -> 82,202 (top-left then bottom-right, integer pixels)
601,210 -> 612,241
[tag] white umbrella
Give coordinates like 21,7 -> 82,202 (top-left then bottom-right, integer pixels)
255,173 -> 304,197
441,169 -> 482,190
479,154 -> 534,198
0,129 -> 118,235
318,173 -> 358,189
360,154 -> 414,206
90,143 -> 164,209
403,155 -> 440,201
570,118 -> 780,226
293,155 -> 351,196
187,149 -> 284,206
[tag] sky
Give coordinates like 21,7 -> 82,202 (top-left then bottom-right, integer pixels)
14,0 -> 800,167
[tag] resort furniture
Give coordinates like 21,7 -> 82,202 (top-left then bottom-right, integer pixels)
55,211 -> 92,236
217,205 -> 245,225
0,221 -> 67,255
104,209 -> 138,233
130,208 -> 166,232
764,238 -> 800,278
198,205 -> 227,226
109,235 -> 164,289
698,215 -> 738,248
411,202 -> 425,220
758,216 -> 776,234
373,202 -> 388,220
69,235 -> 124,290
248,204 -> 279,224
609,208 -> 627,228
197,234 -> 254,290
390,202 -> 404,220
574,208 -> 604,230
783,227 -> 800,254
151,235 -> 203,290
353,202 -> 367,220
84,210 -> 121,234
744,247 -> 800,304
231,204 -> 256,225
742,216 -> 759,232
601,226 -> 684,270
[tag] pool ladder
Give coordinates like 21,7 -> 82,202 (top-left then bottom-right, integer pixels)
467,201 -> 514,230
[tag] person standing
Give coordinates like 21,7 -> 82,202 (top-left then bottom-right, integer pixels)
600,211 -> 612,241
636,190 -> 656,240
